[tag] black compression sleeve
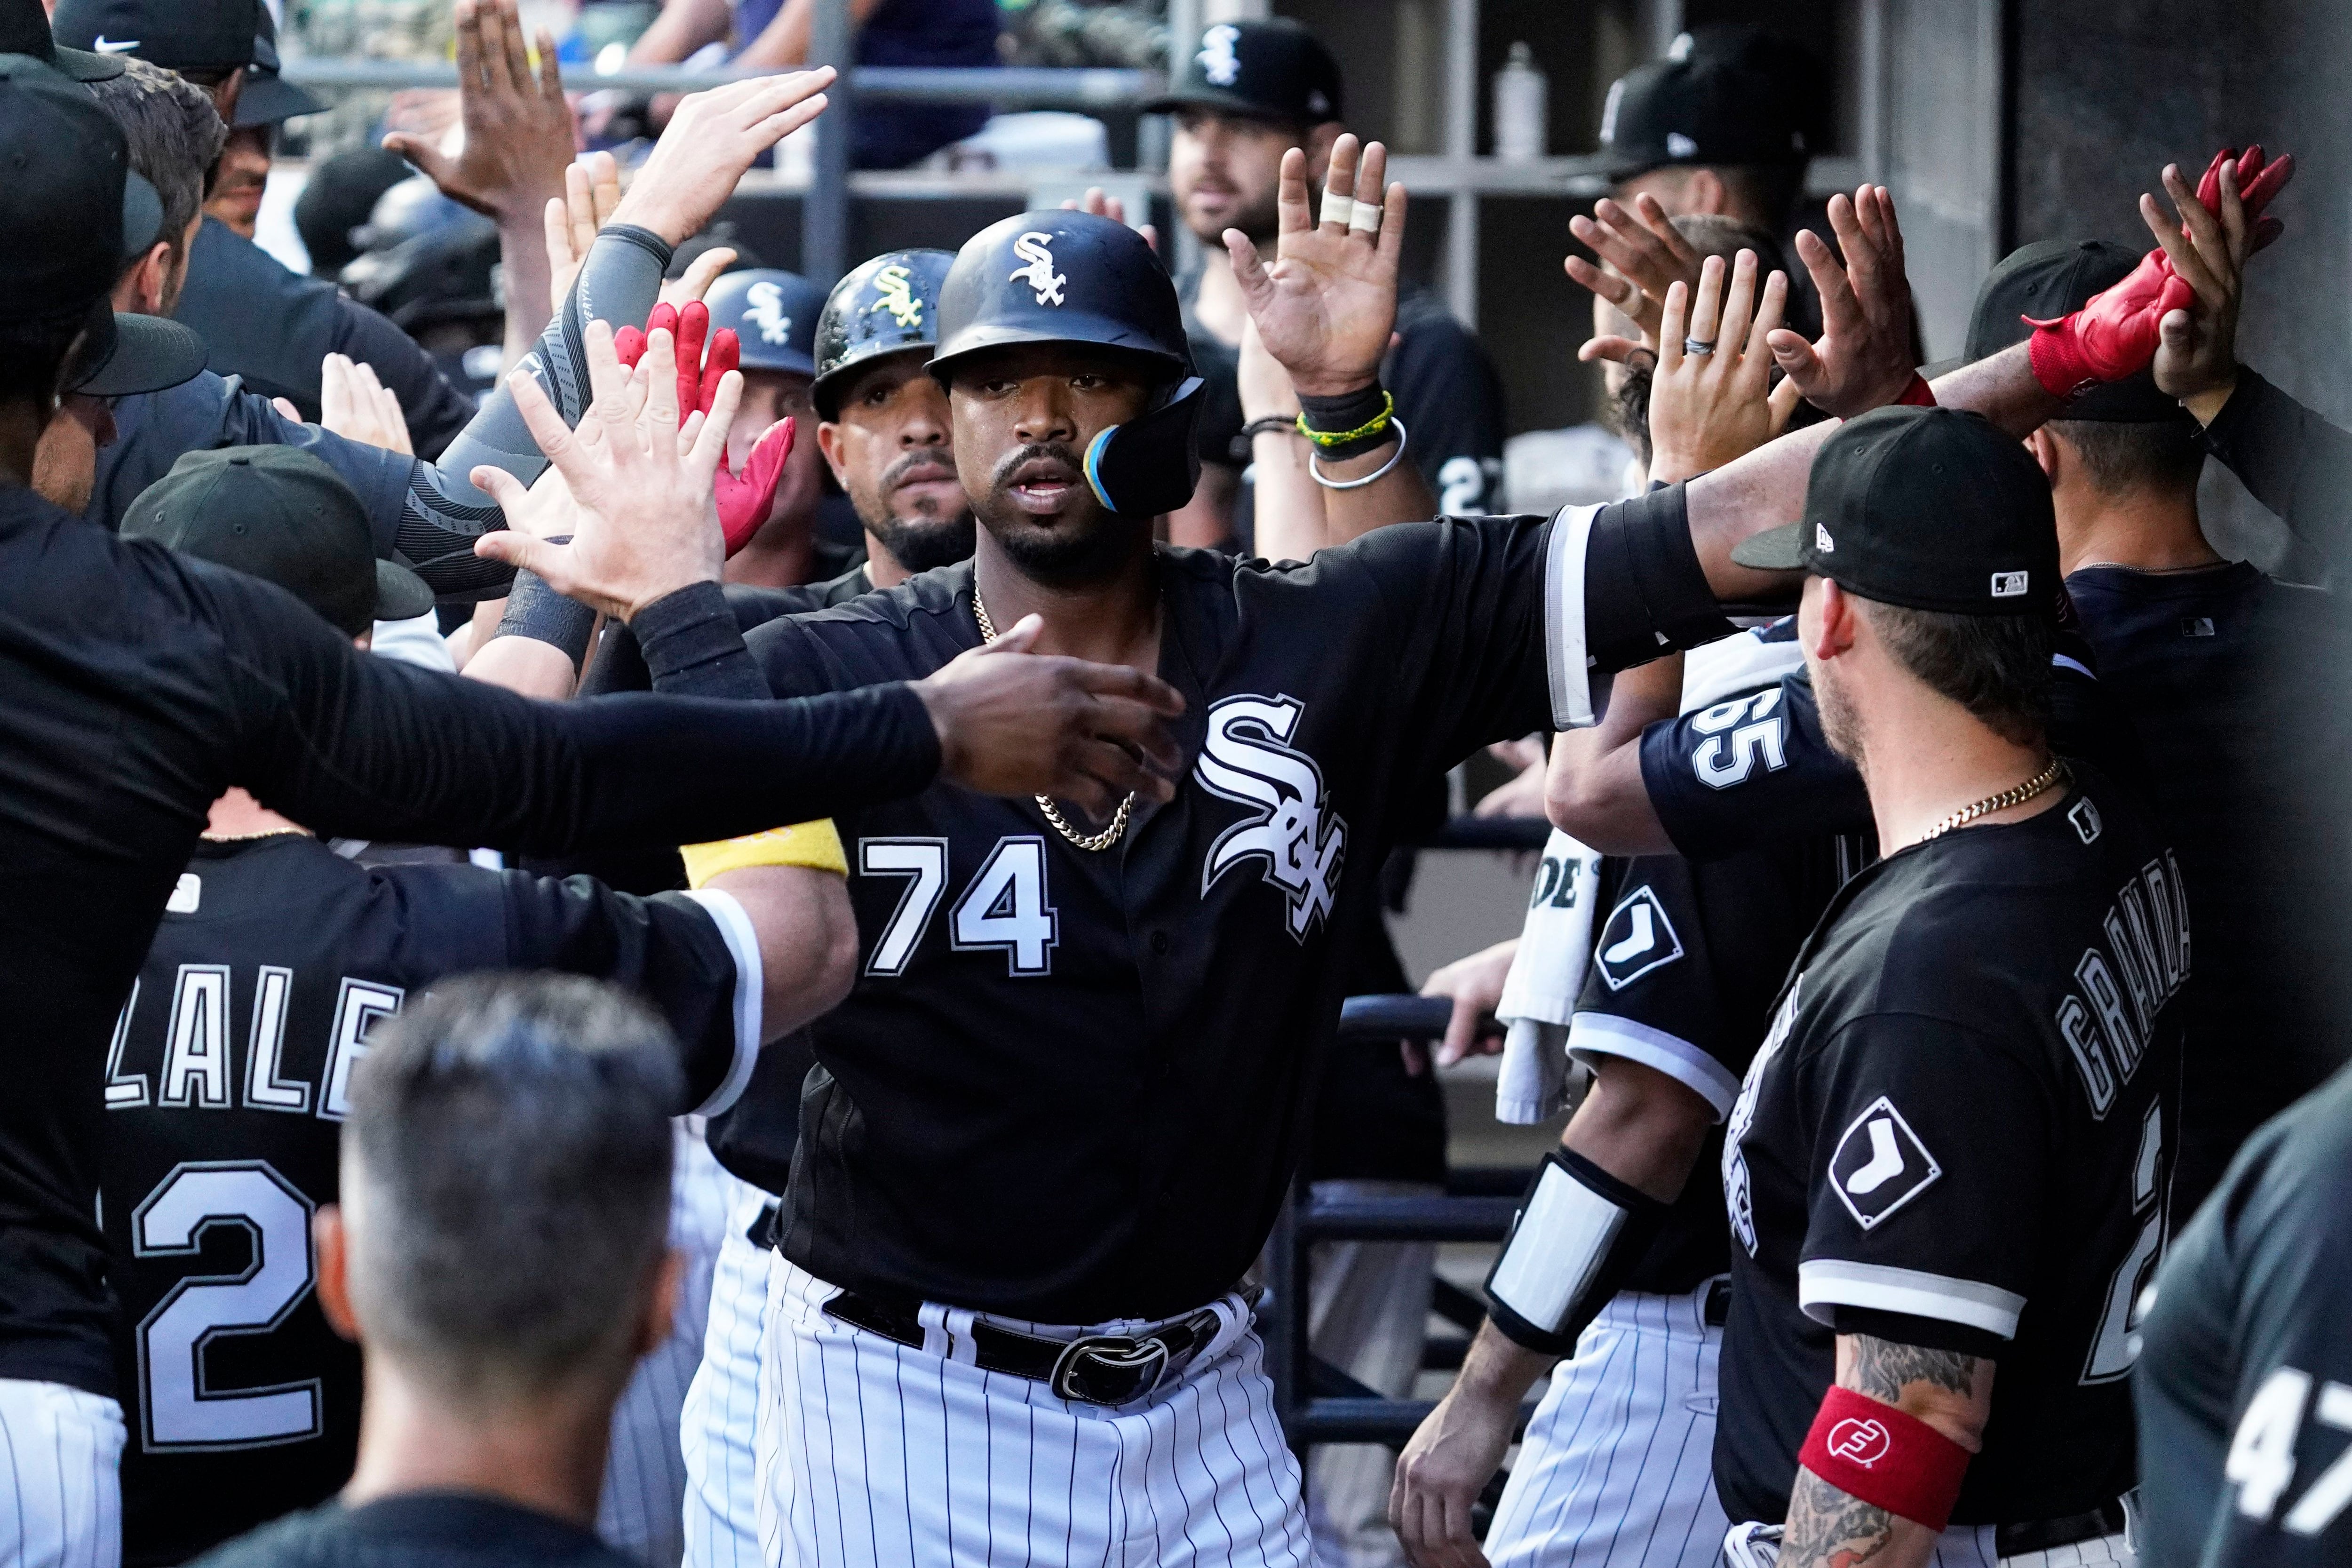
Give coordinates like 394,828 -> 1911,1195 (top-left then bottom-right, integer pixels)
633,582 -> 770,700
1581,485 -> 1738,672
494,564 -> 597,671
393,225 -> 675,600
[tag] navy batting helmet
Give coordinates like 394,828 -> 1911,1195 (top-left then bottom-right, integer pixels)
811,248 -> 954,420
930,211 -> 1203,517
703,269 -> 826,377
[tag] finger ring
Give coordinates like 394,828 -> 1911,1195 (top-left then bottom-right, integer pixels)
1683,337 -> 1718,356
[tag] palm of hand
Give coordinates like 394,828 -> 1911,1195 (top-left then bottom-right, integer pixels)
1252,240 -> 1392,395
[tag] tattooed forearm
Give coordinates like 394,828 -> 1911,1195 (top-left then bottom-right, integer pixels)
1774,1468 -> 1900,1568
1846,1336 -> 1983,1401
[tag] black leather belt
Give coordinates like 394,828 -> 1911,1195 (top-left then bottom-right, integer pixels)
822,1289 -> 1224,1409
1994,1499 -> 2127,1558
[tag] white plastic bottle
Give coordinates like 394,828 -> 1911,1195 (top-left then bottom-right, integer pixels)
1494,41 -> 1548,163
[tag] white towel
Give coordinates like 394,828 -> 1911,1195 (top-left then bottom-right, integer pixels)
1491,625 -> 1804,1126
1494,830 -> 1601,1123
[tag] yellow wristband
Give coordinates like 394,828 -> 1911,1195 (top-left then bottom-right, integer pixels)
679,821 -> 848,887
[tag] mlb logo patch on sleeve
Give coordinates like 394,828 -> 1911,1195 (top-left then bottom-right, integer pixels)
1593,885 -> 1685,990
1828,1096 -> 1941,1229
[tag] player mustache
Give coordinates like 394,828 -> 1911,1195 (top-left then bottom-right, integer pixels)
991,442 -> 1085,493
883,449 -> 961,491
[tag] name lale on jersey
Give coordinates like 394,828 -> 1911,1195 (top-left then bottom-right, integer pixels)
1195,693 -> 1347,941
2058,854 -> 2190,1118
105,967 -> 401,1121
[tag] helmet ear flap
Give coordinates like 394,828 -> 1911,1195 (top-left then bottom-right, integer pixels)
1081,377 -> 1206,517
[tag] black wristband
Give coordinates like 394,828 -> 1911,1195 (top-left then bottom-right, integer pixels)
493,555 -> 596,672
1298,382 -> 1396,462
632,581 -> 770,700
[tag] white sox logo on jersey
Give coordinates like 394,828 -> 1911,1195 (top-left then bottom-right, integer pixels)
1725,974 -> 1801,1256
743,281 -> 795,346
1009,233 -> 1067,306
1196,24 -> 1241,86
1195,694 -> 1346,940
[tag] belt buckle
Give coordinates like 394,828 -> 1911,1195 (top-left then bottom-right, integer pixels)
1049,1332 -> 1171,1407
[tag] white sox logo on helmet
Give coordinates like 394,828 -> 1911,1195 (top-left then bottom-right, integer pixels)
1009,233 -> 1067,307
1195,694 -> 1346,940
743,281 -> 794,346
868,264 -> 923,328
1197,24 -> 1241,87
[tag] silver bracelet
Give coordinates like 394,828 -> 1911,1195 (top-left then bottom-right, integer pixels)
1307,418 -> 1410,490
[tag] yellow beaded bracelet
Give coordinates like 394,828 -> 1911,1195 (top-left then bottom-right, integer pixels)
1294,390 -> 1396,449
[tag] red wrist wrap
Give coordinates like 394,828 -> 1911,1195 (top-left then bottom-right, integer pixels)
1797,1386 -> 1971,1531
1896,373 -> 1936,407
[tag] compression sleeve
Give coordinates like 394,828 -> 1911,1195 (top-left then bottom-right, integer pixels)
199,556 -> 939,853
391,223 -> 677,601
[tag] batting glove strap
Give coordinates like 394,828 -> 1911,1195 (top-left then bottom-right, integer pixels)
1798,1385 -> 1972,1530
1483,1147 -> 1669,1357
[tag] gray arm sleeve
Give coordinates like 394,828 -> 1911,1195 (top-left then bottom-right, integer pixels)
392,223 -> 675,599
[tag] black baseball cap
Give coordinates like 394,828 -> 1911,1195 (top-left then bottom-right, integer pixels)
0,66 -> 127,322
0,0 -> 122,79
1564,26 -> 1817,190
53,0 -> 259,76
1964,239 -> 2191,425
1731,406 -> 2060,618
233,6 -> 321,127
123,447 -> 434,635
1141,18 -> 1342,124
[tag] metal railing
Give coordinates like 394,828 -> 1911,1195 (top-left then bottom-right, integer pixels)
278,58 -> 1158,105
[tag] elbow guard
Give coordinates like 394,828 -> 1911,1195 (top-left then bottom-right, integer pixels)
1484,1147 -> 1670,1356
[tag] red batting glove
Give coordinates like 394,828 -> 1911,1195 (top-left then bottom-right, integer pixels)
2192,145 -> 2294,254
609,305 -> 794,557
2023,248 -> 2193,399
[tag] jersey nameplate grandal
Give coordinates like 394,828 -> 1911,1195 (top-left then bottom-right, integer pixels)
1195,693 -> 1347,941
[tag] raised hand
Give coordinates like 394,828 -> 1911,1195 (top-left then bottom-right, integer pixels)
2145,148 -> 2296,420
469,319 -> 732,620
1227,135 -> 1406,397
613,302 -> 792,556
382,0 -> 573,224
609,71 -> 836,248
1765,185 -> 1917,418
1564,192 -> 1705,345
317,353 -> 414,455
911,614 -> 1187,818
1061,186 -> 1158,254
541,151 -> 622,317
1639,253 -> 1803,484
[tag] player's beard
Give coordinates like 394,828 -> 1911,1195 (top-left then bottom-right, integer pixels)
855,449 -> 977,574
980,440 -> 1139,589
1815,660 -> 1866,765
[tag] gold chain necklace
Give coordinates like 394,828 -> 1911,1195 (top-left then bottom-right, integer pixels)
1917,757 -> 2069,844
971,587 -> 1136,852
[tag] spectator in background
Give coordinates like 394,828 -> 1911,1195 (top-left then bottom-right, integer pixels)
202,5 -> 326,239
1150,17 -> 1506,549
624,0 -> 997,170
187,976 -> 698,1568
52,0 -> 493,451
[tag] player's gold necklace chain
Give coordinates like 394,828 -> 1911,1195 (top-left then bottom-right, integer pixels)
971,586 -> 1136,853
1917,757 -> 2069,844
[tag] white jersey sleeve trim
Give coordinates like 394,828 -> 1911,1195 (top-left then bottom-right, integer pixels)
2051,653 -> 2094,680
1567,1012 -> 1742,1120
680,888 -> 763,1119
1545,503 -> 1603,730
1798,1258 -> 2026,1339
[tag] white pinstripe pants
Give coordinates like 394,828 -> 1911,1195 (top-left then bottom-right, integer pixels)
681,1169 -> 777,1568
0,1379 -> 123,1568
602,1122 -> 741,1567
1484,1284 -> 1728,1568
1724,1520 -> 2135,1568
755,1258 -> 1311,1568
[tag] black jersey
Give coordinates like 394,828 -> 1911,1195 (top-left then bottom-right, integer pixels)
1714,767 -> 2184,1527
651,521 -> 1566,1322
0,483 -> 933,1402
102,832 -> 758,1567
2136,1063 -> 2352,1568
1572,836 -> 1859,1297
190,1493 -> 641,1568
1639,626 -> 2145,862
2065,562 -> 2344,1209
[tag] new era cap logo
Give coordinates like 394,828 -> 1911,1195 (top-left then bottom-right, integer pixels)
1814,523 -> 1834,553
1991,570 -> 2030,597
94,34 -> 141,50
1828,1096 -> 1941,1229
1666,132 -> 1700,159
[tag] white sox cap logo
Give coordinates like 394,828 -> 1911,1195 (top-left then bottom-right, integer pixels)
1827,1417 -> 1891,1466
1195,693 -> 1347,940
1197,24 -> 1241,87
1009,232 -> 1068,307
743,281 -> 794,346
